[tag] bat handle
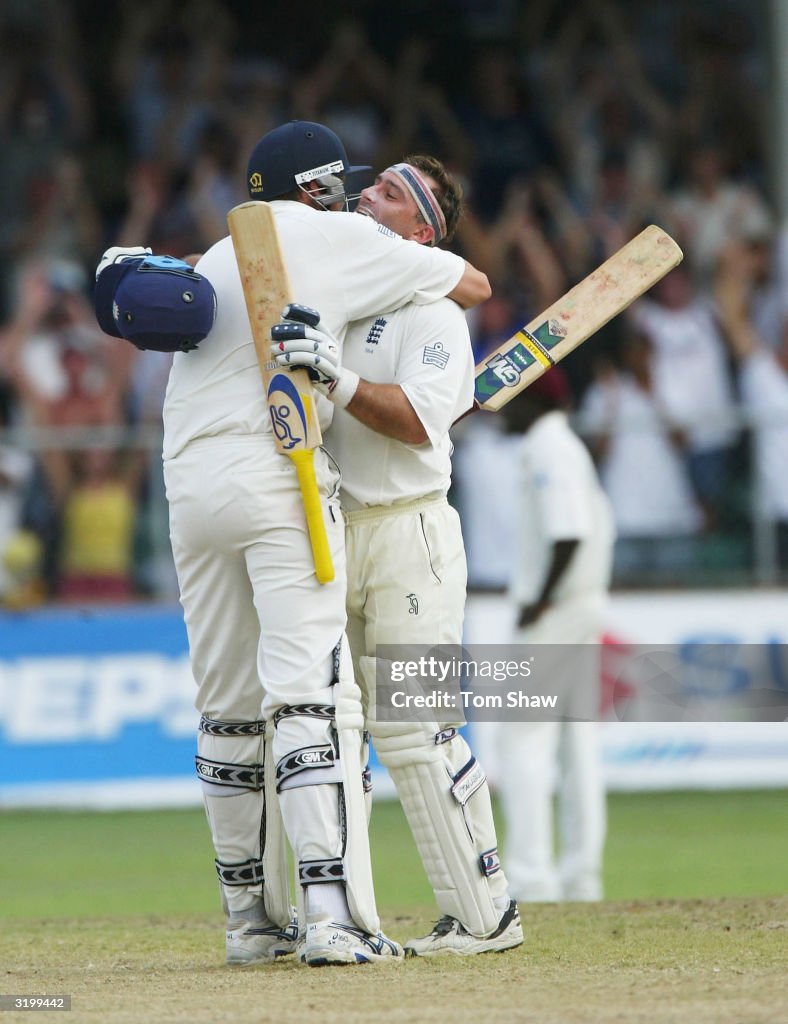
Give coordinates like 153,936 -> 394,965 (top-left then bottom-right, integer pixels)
289,449 -> 335,585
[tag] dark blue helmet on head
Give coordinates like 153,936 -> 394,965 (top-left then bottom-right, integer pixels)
94,255 -> 217,353
246,120 -> 371,209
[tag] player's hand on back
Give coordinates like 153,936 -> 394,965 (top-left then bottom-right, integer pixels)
518,599 -> 550,629
270,303 -> 341,394
95,246 -> 153,278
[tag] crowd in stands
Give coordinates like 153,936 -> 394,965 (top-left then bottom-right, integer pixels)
0,0 -> 786,607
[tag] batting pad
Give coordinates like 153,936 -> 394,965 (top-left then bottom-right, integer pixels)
363,652 -> 507,936
334,637 -> 380,935
273,637 -> 381,935
197,724 -> 291,925
263,725 -> 295,926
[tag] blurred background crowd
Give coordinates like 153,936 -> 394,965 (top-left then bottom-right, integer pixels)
0,0 -> 787,607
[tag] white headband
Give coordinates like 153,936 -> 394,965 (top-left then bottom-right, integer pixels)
387,163 -> 446,245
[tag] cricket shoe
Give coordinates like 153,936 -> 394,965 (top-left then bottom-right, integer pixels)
304,914 -> 403,966
226,912 -> 299,965
404,899 -> 523,958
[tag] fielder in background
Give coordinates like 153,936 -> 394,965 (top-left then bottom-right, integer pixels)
271,156 -> 522,955
95,121 -> 490,968
498,367 -> 615,902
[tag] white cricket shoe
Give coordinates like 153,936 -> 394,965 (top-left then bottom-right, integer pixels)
226,913 -> 299,965
304,914 -> 403,966
404,899 -> 523,958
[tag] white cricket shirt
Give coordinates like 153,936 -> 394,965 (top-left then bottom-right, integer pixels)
162,202 -> 465,460
328,298 -> 475,506
509,411 -> 615,605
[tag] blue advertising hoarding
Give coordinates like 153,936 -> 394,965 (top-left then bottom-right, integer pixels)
0,606 -> 200,807
2,593 -> 787,807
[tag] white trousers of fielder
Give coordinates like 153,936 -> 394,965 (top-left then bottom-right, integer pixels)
498,598 -> 607,902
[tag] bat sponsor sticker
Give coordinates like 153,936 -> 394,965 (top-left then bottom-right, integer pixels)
267,371 -> 313,450
474,324 -> 563,405
517,327 -> 556,368
531,318 -> 568,349
474,340 -> 536,403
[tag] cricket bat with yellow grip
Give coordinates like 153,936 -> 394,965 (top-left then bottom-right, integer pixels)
474,225 -> 683,411
228,200 -> 334,584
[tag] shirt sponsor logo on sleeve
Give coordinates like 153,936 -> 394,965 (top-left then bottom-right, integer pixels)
423,341 -> 450,368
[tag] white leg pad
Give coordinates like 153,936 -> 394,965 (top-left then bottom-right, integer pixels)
196,719 -> 291,925
334,637 -> 379,934
373,724 -> 508,937
263,724 -> 294,925
272,637 -> 380,935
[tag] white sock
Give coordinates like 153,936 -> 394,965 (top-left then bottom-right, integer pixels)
494,895 -> 512,915
228,899 -> 267,925
306,882 -> 352,924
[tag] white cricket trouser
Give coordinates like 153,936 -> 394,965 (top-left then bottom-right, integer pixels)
164,435 -> 360,918
498,597 -> 607,902
164,436 -> 347,714
344,493 -> 467,667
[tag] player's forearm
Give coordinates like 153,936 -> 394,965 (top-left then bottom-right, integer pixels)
345,380 -> 428,444
518,538 -> 580,628
447,261 -> 492,309
538,539 -> 580,604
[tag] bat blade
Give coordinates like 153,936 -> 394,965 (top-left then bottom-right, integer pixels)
474,225 -> 683,412
227,201 -> 322,450
228,200 -> 334,584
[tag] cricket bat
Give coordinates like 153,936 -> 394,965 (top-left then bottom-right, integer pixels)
228,200 -> 334,584
474,225 -> 683,411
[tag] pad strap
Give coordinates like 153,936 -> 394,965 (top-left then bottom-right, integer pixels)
199,716 -> 265,736
274,704 -> 335,724
273,703 -> 340,791
480,847 -> 501,878
195,756 -> 264,790
215,857 -> 264,886
276,744 -> 336,790
299,857 -> 345,886
450,756 -> 486,807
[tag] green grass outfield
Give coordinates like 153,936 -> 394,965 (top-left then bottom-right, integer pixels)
1,789 -> 785,919
1,791 -> 785,1024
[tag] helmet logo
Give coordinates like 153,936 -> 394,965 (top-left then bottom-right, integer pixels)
249,171 -> 263,193
295,160 -> 345,184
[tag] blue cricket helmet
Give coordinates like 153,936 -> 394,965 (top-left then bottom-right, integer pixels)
94,255 -> 217,353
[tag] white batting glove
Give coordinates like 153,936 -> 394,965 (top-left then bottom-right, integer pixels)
95,245 -> 153,279
271,303 -> 359,407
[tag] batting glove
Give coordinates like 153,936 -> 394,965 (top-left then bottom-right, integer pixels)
271,303 -> 359,407
95,245 -> 153,279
